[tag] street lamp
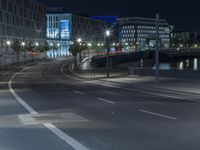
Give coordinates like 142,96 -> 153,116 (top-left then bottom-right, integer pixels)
106,30 -> 110,37
6,40 -> 11,68
105,30 -> 111,78
155,13 -> 160,85
6,40 -> 11,46
35,42 -> 39,47
21,42 -> 26,47
77,38 -> 82,43
87,43 -> 92,47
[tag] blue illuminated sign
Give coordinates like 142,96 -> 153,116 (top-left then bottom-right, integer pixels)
60,20 -> 70,39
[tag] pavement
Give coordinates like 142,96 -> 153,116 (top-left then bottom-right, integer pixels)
72,65 -> 200,97
0,57 -> 200,150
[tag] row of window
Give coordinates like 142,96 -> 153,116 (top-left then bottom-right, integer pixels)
0,24 -> 45,39
122,26 -> 135,29
122,38 -> 170,43
0,0 -> 45,14
46,15 -> 110,27
0,11 -> 43,30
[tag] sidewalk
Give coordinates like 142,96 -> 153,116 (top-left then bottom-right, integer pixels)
71,67 -> 200,96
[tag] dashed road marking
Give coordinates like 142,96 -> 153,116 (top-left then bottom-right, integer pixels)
74,91 -> 85,95
139,109 -> 177,120
96,98 -> 116,104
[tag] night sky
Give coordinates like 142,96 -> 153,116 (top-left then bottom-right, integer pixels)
38,0 -> 200,31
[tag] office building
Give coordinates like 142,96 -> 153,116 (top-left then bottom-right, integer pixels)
117,17 -> 170,50
0,0 -> 46,51
46,13 -> 111,57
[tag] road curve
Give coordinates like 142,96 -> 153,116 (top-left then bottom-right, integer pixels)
1,57 -> 200,150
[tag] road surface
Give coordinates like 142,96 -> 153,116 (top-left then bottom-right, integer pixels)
0,57 -> 200,150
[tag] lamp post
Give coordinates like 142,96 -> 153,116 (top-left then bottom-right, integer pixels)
87,43 -> 92,57
155,13 -> 160,85
106,30 -> 111,78
57,43 -> 61,56
77,38 -> 82,64
50,43 -> 54,57
6,40 -> 11,68
21,41 -> 26,63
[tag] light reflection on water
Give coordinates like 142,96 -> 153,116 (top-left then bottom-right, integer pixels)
176,58 -> 199,70
150,58 -> 200,70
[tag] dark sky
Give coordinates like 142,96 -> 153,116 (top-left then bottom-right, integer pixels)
37,0 -> 200,31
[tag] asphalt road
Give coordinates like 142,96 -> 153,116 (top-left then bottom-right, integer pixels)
1,57 -> 200,150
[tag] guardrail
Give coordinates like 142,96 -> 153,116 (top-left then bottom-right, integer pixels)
0,51 -> 46,68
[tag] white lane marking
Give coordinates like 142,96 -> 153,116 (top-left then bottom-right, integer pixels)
43,123 -> 89,150
139,109 -> 177,120
8,67 -> 90,150
74,91 -> 85,95
96,98 -> 116,104
9,68 -> 38,115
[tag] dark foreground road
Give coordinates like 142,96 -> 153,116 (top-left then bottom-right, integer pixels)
0,57 -> 200,150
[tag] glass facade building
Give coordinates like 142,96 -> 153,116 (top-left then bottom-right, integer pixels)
118,17 -> 170,50
46,13 -> 111,58
0,0 -> 46,50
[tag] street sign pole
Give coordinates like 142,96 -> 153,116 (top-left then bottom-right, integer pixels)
155,13 -> 160,85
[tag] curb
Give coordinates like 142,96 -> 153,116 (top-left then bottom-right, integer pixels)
69,64 -> 200,98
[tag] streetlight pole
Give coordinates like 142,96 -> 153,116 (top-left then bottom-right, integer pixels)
77,38 -> 82,65
21,41 -> 26,63
155,13 -> 160,85
106,30 -> 111,78
6,40 -> 11,69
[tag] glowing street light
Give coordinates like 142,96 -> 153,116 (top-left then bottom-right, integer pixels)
50,43 -> 53,47
6,40 -> 11,46
57,43 -> 60,47
87,43 -> 92,47
77,38 -> 82,43
106,30 -> 110,37
97,43 -> 101,46
195,44 -> 198,48
35,42 -> 39,47
21,42 -> 26,47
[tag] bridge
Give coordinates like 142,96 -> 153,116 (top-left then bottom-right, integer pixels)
91,48 -> 200,68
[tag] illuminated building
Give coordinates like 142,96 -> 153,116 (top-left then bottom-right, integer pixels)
46,13 -> 111,57
118,17 -> 170,50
